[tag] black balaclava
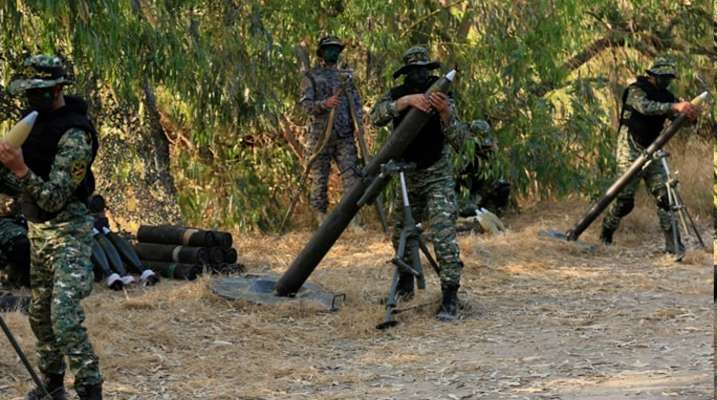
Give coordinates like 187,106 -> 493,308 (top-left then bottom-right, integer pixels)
404,66 -> 431,89
651,74 -> 675,90
25,87 -> 57,112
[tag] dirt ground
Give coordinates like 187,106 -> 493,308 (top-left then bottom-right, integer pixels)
0,199 -> 713,400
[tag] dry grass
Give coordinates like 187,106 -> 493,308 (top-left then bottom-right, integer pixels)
0,191 -> 713,399
636,137 -> 713,219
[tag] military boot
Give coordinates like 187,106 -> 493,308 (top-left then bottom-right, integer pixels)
76,382 -> 102,400
664,226 -> 685,258
600,226 -> 614,245
26,373 -> 67,400
436,283 -> 459,321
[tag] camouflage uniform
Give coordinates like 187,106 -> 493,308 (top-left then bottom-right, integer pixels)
0,195 -> 31,288
300,37 -> 362,214
370,49 -> 472,287
454,120 -> 511,217
4,55 -> 102,397
601,60 -> 679,237
391,148 -> 463,285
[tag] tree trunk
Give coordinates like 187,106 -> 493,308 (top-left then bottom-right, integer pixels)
92,82 -> 182,230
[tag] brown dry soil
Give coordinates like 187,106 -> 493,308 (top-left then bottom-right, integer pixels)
0,200 -> 713,400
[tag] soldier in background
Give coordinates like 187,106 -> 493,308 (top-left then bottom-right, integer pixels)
600,57 -> 699,255
454,119 -> 511,218
300,36 -> 363,226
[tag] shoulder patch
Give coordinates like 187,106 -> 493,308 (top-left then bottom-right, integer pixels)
71,160 -> 87,184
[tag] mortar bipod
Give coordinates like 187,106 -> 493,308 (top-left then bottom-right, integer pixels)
366,161 -> 441,330
650,150 -> 706,257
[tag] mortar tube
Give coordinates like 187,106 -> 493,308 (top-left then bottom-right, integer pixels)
91,239 -> 123,290
94,228 -> 134,285
565,91 -> 709,241
276,70 -> 457,296
105,229 -> 159,285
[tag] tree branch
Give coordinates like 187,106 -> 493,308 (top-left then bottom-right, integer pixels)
534,8 -> 712,98
560,35 -> 626,72
399,0 -> 468,38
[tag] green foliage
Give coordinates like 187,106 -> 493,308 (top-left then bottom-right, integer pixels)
0,0 -> 713,230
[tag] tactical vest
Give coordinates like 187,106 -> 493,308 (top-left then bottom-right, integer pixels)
20,96 -> 99,222
620,76 -> 676,148
390,76 -> 446,169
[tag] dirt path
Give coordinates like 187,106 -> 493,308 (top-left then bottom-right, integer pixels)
0,200 -> 713,399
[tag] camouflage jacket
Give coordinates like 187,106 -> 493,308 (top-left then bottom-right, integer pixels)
0,128 -> 94,229
620,77 -> 678,147
622,83 -> 677,120
370,89 -> 472,154
300,64 -> 363,140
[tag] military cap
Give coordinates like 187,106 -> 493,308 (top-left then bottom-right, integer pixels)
393,46 -> 441,78
317,36 -> 345,55
8,55 -> 72,95
646,57 -> 677,77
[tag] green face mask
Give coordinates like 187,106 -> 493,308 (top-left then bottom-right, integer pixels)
321,46 -> 342,64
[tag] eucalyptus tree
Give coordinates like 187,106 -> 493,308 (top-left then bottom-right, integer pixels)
0,1 -> 712,230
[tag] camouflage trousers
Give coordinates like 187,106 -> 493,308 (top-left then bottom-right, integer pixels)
28,215 -> 102,389
392,151 -> 463,286
602,128 -> 671,233
0,217 -> 30,288
307,132 -> 360,213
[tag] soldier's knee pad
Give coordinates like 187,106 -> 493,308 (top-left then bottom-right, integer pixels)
615,198 -> 634,217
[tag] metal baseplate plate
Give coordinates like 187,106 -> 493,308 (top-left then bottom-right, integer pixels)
212,274 -> 344,312
538,229 -> 598,254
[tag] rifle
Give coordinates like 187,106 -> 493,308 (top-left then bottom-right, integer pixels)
342,69 -> 389,233
279,86 -> 341,233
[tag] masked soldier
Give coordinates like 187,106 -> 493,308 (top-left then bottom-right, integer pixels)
454,120 -> 511,217
300,36 -> 363,226
0,55 -> 103,399
370,47 -> 474,321
600,57 -> 699,254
